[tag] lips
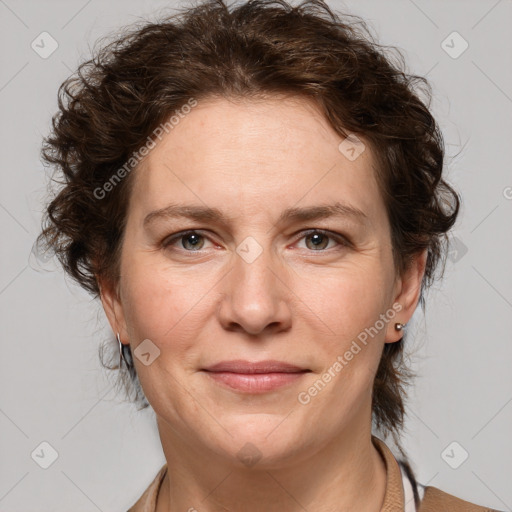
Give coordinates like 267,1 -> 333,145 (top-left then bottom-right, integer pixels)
204,359 -> 307,373
202,360 -> 310,393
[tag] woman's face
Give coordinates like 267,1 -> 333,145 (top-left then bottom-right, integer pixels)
102,95 -> 423,467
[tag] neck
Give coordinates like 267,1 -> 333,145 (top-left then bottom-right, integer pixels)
155,414 -> 386,512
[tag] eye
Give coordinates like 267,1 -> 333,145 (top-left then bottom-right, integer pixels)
162,230 -> 214,251
161,228 -> 350,254
296,229 -> 349,251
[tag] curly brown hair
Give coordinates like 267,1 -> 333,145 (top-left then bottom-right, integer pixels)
38,0 -> 460,449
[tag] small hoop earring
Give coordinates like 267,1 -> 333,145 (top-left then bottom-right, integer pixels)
117,332 -> 129,368
395,322 -> 406,331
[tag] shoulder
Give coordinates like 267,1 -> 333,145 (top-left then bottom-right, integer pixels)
419,485 -> 504,512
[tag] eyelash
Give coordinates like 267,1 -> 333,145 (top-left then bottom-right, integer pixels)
161,229 -> 350,253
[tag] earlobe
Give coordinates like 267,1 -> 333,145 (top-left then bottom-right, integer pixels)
386,249 -> 428,343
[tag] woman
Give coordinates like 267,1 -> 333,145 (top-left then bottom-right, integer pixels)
37,0 -> 502,510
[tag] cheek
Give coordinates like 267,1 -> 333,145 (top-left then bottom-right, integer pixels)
293,262 -> 391,346
120,254 -> 216,351
292,261 -> 392,409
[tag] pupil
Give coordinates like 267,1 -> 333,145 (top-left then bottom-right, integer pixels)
185,234 -> 202,249
308,233 -> 327,250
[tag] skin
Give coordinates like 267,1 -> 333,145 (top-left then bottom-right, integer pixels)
100,95 -> 427,511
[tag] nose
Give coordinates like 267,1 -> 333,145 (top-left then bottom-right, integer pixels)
216,247 -> 292,336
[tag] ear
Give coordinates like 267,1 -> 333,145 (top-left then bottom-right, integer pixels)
385,248 -> 428,344
98,277 -> 130,346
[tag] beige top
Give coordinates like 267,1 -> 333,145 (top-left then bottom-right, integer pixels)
126,435 -> 500,511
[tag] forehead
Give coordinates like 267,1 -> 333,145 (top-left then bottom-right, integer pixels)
128,95 -> 385,228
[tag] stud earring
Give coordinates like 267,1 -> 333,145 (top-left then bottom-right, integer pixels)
394,322 -> 406,331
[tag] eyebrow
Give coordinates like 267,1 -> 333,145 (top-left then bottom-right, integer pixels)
143,201 -> 369,228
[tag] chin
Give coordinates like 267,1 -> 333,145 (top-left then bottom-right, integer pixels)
205,413 -> 309,469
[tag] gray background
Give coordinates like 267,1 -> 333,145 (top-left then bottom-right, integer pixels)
0,0 -> 511,510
